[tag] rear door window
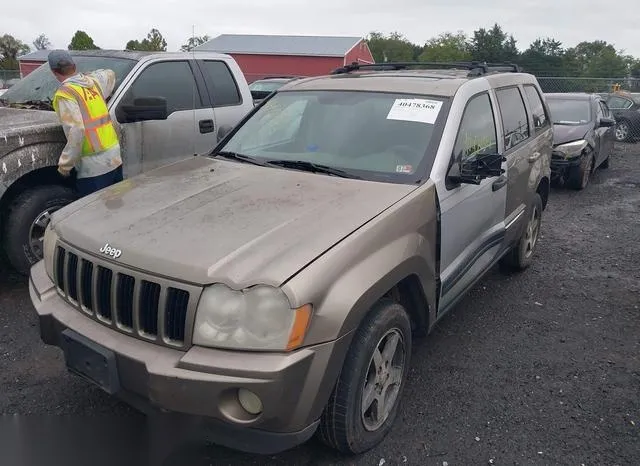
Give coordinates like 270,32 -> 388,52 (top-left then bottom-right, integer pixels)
495,87 -> 531,151
523,85 -> 549,134
199,60 -> 242,107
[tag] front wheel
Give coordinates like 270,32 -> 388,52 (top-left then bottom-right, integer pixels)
2,185 -> 77,275
500,193 -> 543,272
317,299 -> 412,454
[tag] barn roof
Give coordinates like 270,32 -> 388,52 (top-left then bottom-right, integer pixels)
195,34 -> 365,57
18,49 -> 52,61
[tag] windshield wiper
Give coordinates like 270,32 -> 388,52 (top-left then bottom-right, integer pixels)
266,160 -> 361,179
215,151 -> 269,167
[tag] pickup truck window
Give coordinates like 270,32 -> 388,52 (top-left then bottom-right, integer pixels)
199,60 -> 241,107
117,60 -> 202,117
0,56 -> 137,109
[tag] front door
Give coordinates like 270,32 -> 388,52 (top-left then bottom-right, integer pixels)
597,100 -> 615,162
494,86 -> 534,247
438,91 -> 508,311
111,59 -> 217,177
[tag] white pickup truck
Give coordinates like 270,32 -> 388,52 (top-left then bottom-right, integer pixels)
0,50 -> 256,275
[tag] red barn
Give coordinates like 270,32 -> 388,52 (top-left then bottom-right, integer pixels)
18,50 -> 51,78
195,34 -> 375,83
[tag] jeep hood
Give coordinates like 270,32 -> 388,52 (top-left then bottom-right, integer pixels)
51,156 -> 417,287
552,123 -> 591,146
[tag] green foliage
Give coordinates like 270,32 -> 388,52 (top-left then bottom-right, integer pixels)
181,35 -> 210,52
0,34 -> 31,70
419,31 -> 471,62
126,29 -> 167,52
68,30 -> 100,50
366,32 -> 415,62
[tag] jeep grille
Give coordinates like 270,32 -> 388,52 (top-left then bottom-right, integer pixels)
53,243 -> 200,349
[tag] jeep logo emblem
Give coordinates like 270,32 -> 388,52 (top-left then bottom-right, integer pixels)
99,243 -> 122,259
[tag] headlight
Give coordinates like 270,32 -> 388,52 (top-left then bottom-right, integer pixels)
42,225 -> 58,280
555,139 -> 588,158
193,283 -> 312,351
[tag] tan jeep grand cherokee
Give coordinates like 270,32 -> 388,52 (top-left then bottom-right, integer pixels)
29,62 -> 552,455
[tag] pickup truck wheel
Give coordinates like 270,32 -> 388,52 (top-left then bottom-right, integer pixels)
3,185 -> 76,275
317,299 -> 411,454
500,193 -> 543,273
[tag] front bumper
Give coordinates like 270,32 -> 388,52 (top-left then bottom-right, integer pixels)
551,151 -> 582,179
29,260 -> 352,454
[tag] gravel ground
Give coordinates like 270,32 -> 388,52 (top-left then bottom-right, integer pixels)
1,143 -> 639,466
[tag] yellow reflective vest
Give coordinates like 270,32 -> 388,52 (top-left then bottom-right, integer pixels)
52,79 -> 119,157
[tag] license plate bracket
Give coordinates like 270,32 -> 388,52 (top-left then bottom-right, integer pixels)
60,329 -> 121,395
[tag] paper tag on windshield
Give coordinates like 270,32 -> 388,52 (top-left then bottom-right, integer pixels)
386,99 -> 442,124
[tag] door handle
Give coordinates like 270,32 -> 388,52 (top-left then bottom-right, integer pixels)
199,119 -> 214,134
492,175 -> 508,191
528,152 -> 541,163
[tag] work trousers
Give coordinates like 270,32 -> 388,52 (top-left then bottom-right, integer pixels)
75,165 -> 124,197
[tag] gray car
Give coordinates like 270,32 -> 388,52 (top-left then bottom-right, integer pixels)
545,92 -> 616,189
30,61 -> 552,455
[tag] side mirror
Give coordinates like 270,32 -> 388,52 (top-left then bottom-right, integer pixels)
217,124 -> 233,142
118,97 -> 168,123
598,117 -> 616,128
450,152 -> 506,185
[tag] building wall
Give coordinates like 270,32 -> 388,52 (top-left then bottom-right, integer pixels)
19,60 -> 46,78
229,54 -> 344,83
344,40 -> 375,65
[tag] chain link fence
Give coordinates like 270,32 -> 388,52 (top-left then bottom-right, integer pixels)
536,77 -> 640,94
0,70 -> 21,89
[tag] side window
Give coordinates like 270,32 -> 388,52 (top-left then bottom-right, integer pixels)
599,101 -> 611,118
452,93 -> 498,163
118,61 -> 200,116
523,85 -> 549,133
606,96 -> 633,110
199,60 -> 241,107
495,87 -> 530,151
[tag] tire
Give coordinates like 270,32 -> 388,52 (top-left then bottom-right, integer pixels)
317,299 -> 412,454
3,184 -> 77,275
567,154 -> 593,191
500,193 -> 543,273
600,155 -> 609,169
614,120 -> 630,142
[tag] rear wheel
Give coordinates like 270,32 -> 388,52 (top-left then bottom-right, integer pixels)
3,185 -> 77,275
614,120 -> 630,142
317,299 -> 412,454
500,193 -> 543,272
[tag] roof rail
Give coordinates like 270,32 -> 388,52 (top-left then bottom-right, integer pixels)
330,61 -> 522,77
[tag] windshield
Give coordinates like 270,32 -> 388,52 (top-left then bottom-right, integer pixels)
249,80 -> 289,92
0,56 -> 137,109
547,99 -> 591,125
214,90 -> 448,183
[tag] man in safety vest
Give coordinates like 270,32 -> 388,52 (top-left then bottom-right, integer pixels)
48,50 -> 123,196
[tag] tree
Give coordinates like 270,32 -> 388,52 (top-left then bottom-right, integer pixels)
68,30 -> 99,50
566,40 -> 628,78
366,32 -> 415,63
126,28 -> 167,51
0,34 -> 31,70
519,38 -> 568,76
33,34 -> 51,50
419,31 -> 471,62
180,35 -> 210,52
470,23 -> 519,63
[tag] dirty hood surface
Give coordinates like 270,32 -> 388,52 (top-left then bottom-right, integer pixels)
552,123 -> 591,146
0,107 -> 62,152
52,156 -> 417,287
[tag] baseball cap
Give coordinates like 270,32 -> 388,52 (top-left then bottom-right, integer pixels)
48,49 -> 75,71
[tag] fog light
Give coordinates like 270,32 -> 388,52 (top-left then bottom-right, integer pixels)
237,388 -> 263,415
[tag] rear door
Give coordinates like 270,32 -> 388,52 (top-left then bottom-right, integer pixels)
438,91 -> 508,310
195,59 -> 251,142
494,86 -> 534,247
111,59 -> 216,175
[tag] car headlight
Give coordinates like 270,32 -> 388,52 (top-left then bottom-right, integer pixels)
193,283 -> 312,351
42,224 -> 58,280
554,139 -> 588,158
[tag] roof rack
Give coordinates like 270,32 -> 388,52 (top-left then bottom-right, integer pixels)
330,61 -> 522,77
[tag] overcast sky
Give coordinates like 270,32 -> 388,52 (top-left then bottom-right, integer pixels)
2,1 -> 640,58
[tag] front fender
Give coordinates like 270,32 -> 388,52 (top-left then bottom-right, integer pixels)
0,142 -> 65,196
